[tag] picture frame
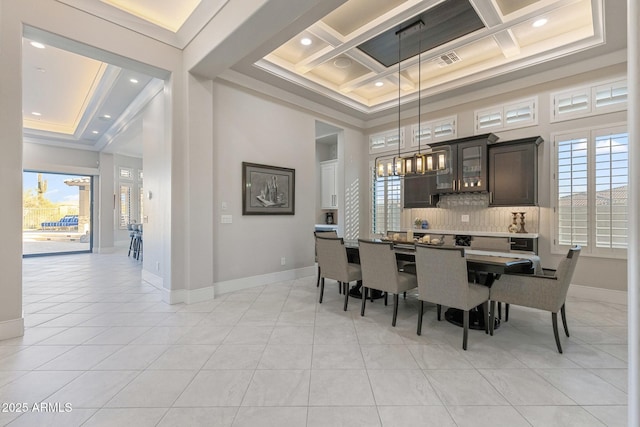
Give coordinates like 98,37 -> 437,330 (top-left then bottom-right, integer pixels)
242,162 -> 295,215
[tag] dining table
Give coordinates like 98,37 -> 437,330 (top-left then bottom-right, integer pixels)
344,239 -> 537,330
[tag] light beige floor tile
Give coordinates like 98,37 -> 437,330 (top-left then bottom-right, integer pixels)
91,344 -> 168,370
106,370 -> 196,407
157,407 -> 237,427
148,344 -> 217,370
535,368 -> 628,405
37,345 -> 121,370
424,370 -> 508,406
48,370 -> 140,408
232,407 -> 307,427
377,406 -> 456,427
368,369 -> 441,405
82,408 -> 167,427
241,370 -> 310,406
479,368 -> 575,405
173,370 -> 253,407
257,345 -> 312,370
360,344 -> 419,370
447,405 -> 531,427
516,405 -> 606,426
7,408 -> 96,427
307,406 -> 381,427
308,370 -> 375,406
203,345 -> 265,370
311,344 -> 364,369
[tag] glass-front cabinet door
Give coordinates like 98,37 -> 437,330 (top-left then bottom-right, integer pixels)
435,145 -> 455,192
457,140 -> 488,193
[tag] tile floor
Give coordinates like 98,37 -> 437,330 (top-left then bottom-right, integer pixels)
0,251 -> 628,426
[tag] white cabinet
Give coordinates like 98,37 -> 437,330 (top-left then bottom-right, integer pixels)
320,160 -> 338,209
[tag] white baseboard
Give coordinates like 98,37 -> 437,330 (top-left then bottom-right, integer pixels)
568,284 -> 627,305
0,317 -> 24,341
214,266 -> 315,295
94,246 -> 116,254
145,267 -> 315,304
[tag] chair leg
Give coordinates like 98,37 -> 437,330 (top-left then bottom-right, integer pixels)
319,278 -> 325,304
489,300 -> 496,336
417,301 -> 424,335
561,304 -> 570,337
505,303 -> 510,322
437,304 -> 442,321
128,236 -> 134,257
552,312 -> 563,354
462,310 -> 469,351
384,292 -> 388,306
403,291 -> 407,299
343,282 -> 349,311
483,301 -> 489,334
361,287 -> 367,316
316,265 -> 321,287
392,294 -> 399,327
498,302 -> 502,320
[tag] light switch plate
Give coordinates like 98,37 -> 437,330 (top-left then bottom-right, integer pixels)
461,214 -> 470,223
221,214 -> 232,224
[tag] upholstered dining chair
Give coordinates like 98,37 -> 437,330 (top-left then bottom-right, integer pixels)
414,244 -> 490,350
315,235 -> 362,311
314,230 -> 338,288
357,239 -> 417,326
488,246 -> 581,353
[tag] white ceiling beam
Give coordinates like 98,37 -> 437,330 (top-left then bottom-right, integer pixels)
295,0 -> 443,73
307,21 -> 344,46
468,0 -> 504,27
493,29 -> 521,58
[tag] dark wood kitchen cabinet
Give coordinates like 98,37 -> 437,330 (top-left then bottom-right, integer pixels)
488,136 -> 542,206
403,174 -> 438,208
434,134 -> 498,194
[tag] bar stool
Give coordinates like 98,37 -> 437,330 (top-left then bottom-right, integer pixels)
127,223 -> 136,257
133,224 -> 143,260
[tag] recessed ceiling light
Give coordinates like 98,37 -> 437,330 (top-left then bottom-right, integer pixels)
375,81 -> 384,87
31,112 -> 41,116
129,78 -> 139,84
92,131 -> 99,134
300,37 -> 312,46
533,18 -> 548,28
36,67 -> 46,73
333,57 -> 352,69
30,41 -> 45,49
102,114 -> 111,119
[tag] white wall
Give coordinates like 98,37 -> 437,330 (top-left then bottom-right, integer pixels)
210,80 -> 366,285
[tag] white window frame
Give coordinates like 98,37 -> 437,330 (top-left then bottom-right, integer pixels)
119,167 -> 133,180
551,78 -> 627,122
369,128 -> 405,154
551,123 -> 628,259
370,163 -> 402,235
474,97 -> 537,134
411,115 -> 457,147
119,184 -> 132,229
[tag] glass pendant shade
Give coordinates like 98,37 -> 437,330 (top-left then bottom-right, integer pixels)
393,157 -> 405,176
414,153 -> 426,174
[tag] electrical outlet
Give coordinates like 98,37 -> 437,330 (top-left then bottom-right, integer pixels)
461,214 -> 470,223
281,257 -> 286,266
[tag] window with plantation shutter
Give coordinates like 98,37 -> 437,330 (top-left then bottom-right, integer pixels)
411,116 -> 457,147
371,166 -> 401,235
552,78 -> 626,122
553,125 -> 628,257
474,97 -> 536,133
120,185 -> 132,228
369,129 -> 404,154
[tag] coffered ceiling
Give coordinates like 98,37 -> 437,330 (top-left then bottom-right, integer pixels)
21,0 -> 618,155
254,0 -> 602,114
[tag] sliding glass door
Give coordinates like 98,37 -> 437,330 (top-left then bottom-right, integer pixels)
23,171 -> 93,256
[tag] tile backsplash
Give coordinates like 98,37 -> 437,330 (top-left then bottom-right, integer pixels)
404,193 -> 539,234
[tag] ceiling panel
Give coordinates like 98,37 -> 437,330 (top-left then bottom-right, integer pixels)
321,0 -> 408,36
308,56 -> 372,86
100,0 -> 201,32
22,39 -> 106,134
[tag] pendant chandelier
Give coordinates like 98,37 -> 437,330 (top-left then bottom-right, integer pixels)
375,19 -> 447,178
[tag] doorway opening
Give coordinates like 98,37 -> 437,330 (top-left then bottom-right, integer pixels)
22,171 -> 93,257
